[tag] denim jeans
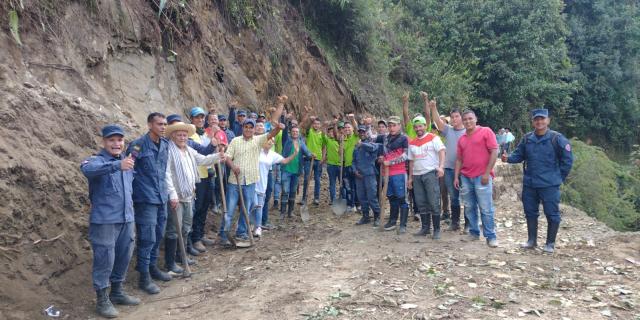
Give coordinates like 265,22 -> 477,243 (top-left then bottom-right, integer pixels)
460,175 -> 496,240
273,164 -> 282,203
262,169 -> 273,226
444,168 -> 460,207
412,171 -> 441,216
302,159 -> 323,201
220,182 -> 254,239
89,222 -> 134,290
192,177 -> 212,242
327,164 -> 341,203
342,166 -> 356,207
281,171 -> 300,203
253,192 -> 266,228
355,174 -> 380,216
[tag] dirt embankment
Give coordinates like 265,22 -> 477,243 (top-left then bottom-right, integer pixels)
0,0 -> 362,317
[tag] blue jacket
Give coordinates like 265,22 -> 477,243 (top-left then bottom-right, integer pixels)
352,139 -> 379,176
228,107 -> 243,137
126,133 -> 169,205
281,128 -> 312,174
188,139 -> 215,155
507,130 -> 573,188
81,149 -> 134,224
223,127 -> 235,144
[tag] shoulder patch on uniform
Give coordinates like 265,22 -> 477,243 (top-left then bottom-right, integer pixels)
565,144 -> 571,152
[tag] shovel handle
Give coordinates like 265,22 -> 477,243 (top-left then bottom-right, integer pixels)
379,165 -> 389,231
173,207 -> 191,276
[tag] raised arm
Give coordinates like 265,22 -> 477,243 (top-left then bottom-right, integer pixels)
401,92 -> 410,127
428,93 -> 446,132
267,96 -> 287,140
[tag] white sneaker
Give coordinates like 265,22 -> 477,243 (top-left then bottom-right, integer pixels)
255,227 -> 262,237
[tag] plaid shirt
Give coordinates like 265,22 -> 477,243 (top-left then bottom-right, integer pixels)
225,133 -> 269,185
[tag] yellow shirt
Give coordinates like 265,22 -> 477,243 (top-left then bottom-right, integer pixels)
225,133 -> 269,185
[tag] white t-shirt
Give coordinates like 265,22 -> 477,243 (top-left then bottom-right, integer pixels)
407,133 -> 445,175
256,149 -> 284,194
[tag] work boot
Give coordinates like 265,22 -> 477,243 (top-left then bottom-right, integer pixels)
201,238 -> 215,246
462,216 -> 470,234
448,205 -> 461,231
186,237 -> 201,256
109,282 -> 140,306
150,264 -> 172,282
543,221 -> 560,253
192,240 -> 207,253
164,238 -> 182,274
432,214 -> 442,240
138,272 -> 160,294
96,288 -> 118,318
355,215 -> 370,225
521,218 -> 538,249
413,214 -> 430,236
287,199 -> 295,218
373,211 -> 381,227
399,206 -> 409,229
398,226 -> 407,234
487,238 -> 499,248
461,234 -> 480,242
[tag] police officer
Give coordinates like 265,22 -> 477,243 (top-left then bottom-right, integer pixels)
81,125 -> 140,318
503,108 -> 573,253
127,112 -> 171,294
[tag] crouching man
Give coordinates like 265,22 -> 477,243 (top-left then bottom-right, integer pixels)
81,125 -> 140,318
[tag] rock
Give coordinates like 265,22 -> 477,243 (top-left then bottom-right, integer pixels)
382,296 -> 397,307
400,303 -> 418,309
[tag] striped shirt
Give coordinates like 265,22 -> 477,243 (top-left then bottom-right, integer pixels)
225,133 -> 269,185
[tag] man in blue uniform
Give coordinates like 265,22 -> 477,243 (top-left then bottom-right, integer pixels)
81,125 -> 140,318
503,108 -> 573,253
127,113 -> 171,294
352,125 -> 381,226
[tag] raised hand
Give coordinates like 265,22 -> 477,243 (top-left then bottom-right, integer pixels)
121,155 -> 135,171
420,91 -> 429,101
402,91 -> 410,102
277,95 -> 288,105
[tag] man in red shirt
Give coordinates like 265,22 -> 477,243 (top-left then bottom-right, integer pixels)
454,110 -> 499,247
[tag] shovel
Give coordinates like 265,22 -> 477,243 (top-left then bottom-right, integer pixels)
300,156 -> 314,223
331,136 -> 348,216
378,164 -> 389,231
172,206 -> 191,277
235,174 -> 254,247
216,162 -> 240,248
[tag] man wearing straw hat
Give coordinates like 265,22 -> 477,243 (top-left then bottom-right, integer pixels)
164,120 -> 225,272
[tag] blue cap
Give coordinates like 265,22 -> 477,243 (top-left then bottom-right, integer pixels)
238,110 -> 247,116
531,108 -> 549,119
243,119 -> 256,127
166,114 -> 182,124
101,124 -> 125,138
357,125 -> 367,132
250,112 -> 258,119
190,107 -> 206,118
218,114 -> 227,121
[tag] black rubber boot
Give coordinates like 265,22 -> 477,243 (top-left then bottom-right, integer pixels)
432,214 -> 441,240
287,199 -> 295,218
96,288 -> 118,318
543,221 -> 560,253
521,218 -> 538,249
448,205 -> 461,231
280,194 -> 288,220
384,198 -> 398,230
109,282 -> 140,305
399,206 -> 409,229
150,263 -> 172,282
414,214 -> 430,236
186,236 -> 200,256
355,214 -> 371,225
164,238 -> 183,274
138,272 -> 160,294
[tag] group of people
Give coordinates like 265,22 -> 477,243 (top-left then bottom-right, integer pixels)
81,92 -> 573,318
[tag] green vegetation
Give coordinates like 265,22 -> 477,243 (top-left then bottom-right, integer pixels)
562,140 -> 640,231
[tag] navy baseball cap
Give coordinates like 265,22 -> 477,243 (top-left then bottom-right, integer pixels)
218,115 -> 227,121
531,108 -> 549,119
166,114 -> 182,124
243,119 -> 256,127
102,125 -> 125,138
190,107 -> 205,118
357,125 -> 367,132
238,110 -> 247,116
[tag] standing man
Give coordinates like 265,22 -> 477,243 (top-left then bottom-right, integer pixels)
352,125 -> 381,226
220,96 -> 285,245
503,109 -> 573,253
342,116 -> 360,213
301,114 -> 326,206
453,110 -> 499,247
81,125 -> 140,318
127,113 -> 171,294
380,116 -> 410,233
408,116 -> 446,239
280,124 -> 312,220
431,96 -> 469,232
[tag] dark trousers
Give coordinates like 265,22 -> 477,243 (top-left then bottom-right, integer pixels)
355,174 -> 380,216
90,222 -> 135,290
134,202 -> 166,273
262,169 -> 274,225
522,185 -> 561,223
192,176 -> 212,242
